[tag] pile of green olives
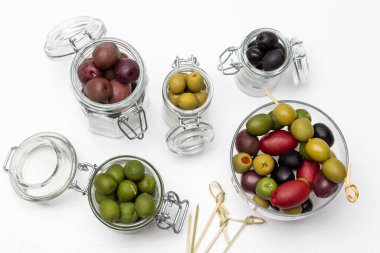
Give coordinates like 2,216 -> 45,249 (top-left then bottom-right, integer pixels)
94,160 -> 157,223
233,102 -> 347,215
168,71 -> 208,110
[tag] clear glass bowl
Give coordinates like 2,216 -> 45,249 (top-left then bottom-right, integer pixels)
88,155 -> 164,232
230,100 -> 349,221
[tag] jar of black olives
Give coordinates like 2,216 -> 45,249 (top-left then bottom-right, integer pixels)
3,132 -> 189,233
218,28 -> 309,97
162,56 -> 214,155
44,16 -> 148,139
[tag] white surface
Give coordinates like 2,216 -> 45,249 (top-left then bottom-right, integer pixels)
0,0 -> 379,252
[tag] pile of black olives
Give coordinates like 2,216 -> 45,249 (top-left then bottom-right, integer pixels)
246,31 -> 286,71
233,102 -> 347,215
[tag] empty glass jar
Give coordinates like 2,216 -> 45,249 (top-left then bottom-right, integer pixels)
162,56 -> 214,155
218,28 -> 309,97
3,132 -> 189,233
44,16 -> 148,139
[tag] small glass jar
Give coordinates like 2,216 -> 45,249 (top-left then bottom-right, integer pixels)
44,16 -> 148,139
3,132 -> 189,233
162,56 -> 214,155
218,28 -> 309,97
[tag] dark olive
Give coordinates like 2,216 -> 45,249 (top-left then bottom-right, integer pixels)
246,46 -> 265,68
313,123 -> 335,147
301,199 -> 313,213
92,42 -> 120,70
271,166 -> 295,185
256,31 -> 279,50
114,58 -> 140,84
241,170 -> 263,194
247,40 -> 258,49
262,49 -> 285,71
77,59 -> 103,84
313,170 -> 338,198
269,202 -> 280,211
131,82 -> 137,92
235,129 -> 260,156
84,77 -> 113,103
279,150 -> 303,170
104,69 -> 115,81
108,79 -> 132,104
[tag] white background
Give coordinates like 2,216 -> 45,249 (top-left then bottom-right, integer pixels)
0,0 -> 379,252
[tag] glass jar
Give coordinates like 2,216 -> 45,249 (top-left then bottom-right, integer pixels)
230,101 -> 349,221
218,28 -> 309,97
3,132 -> 189,233
162,56 -> 214,155
44,16 -> 148,139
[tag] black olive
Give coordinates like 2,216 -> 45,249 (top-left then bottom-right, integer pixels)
262,49 -> 285,71
313,123 -> 335,147
301,199 -> 313,213
246,46 -> 265,68
278,150 -> 303,170
257,31 -> 279,50
271,166 -> 295,185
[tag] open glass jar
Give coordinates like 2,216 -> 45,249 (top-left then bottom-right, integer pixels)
218,28 -> 309,97
3,132 -> 189,233
230,101 -> 349,221
44,16 -> 148,139
162,56 -> 214,155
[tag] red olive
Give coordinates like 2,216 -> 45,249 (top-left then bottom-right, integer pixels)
114,58 -> 140,84
259,130 -> 298,156
297,160 -> 320,190
241,170 -> 263,194
77,59 -> 103,83
92,42 -> 120,70
84,77 -> 113,103
108,79 -> 132,104
313,170 -> 338,198
270,180 -> 310,209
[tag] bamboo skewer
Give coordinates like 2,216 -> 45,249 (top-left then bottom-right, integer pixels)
190,205 -> 200,253
263,87 -> 279,105
186,214 -> 193,253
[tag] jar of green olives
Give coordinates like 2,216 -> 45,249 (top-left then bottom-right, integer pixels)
162,56 -> 214,155
3,132 -> 189,233
44,16 -> 148,139
218,28 -> 309,97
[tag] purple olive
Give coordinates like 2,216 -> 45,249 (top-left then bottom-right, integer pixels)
313,171 -> 338,198
114,58 -> 140,84
84,77 -> 113,103
257,31 -> 278,50
241,170 -> 263,194
92,42 -> 120,70
77,59 -> 103,84
104,69 -> 115,81
262,49 -> 285,71
108,79 -> 132,104
235,129 -> 260,156
246,46 -> 265,68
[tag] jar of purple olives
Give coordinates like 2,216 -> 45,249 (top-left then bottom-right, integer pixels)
218,28 -> 309,97
3,132 -> 189,233
162,56 -> 214,155
44,16 -> 148,139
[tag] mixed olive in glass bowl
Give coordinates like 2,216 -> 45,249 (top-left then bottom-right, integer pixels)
230,100 -> 349,221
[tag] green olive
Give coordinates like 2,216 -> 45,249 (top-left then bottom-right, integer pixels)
177,93 -> 199,110
168,73 -> 186,94
296,109 -> 312,122
273,103 -> 297,126
124,160 -> 145,182
268,111 -> 283,130
281,206 -> 302,215
195,91 -> 208,106
290,118 -> 314,142
322,158 -> 347,183
119,202 -> 139,224
117,180 -> 138,202
305,138 -> 330,163
94,173 -> 118,195
232,152 -> 252,173
99,199 -> 120,222
186,71 -> 204,92
252,195 -> 269,208
135,193 -> 156,219
106,164 -> 125,184
246,114 -> 273,136
253,154 -> 275,176
168,92 -> 180,106
137,174 -> 156,194
299,142 -> 311,160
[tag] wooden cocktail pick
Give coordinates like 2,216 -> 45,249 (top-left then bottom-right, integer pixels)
345,164 -> 359,203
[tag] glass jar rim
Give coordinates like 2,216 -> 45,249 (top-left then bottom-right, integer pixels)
70,37 -> 147,113
230,100 -> 349,219
239,28 -> 293,78
162,65 -> 214,117
87,155 -> 165,231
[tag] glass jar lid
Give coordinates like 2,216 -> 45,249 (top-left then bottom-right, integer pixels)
44,16 -> 106,59
4,132 -> 77,202
166,121 -> 214,155
290,38 -> 309,86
